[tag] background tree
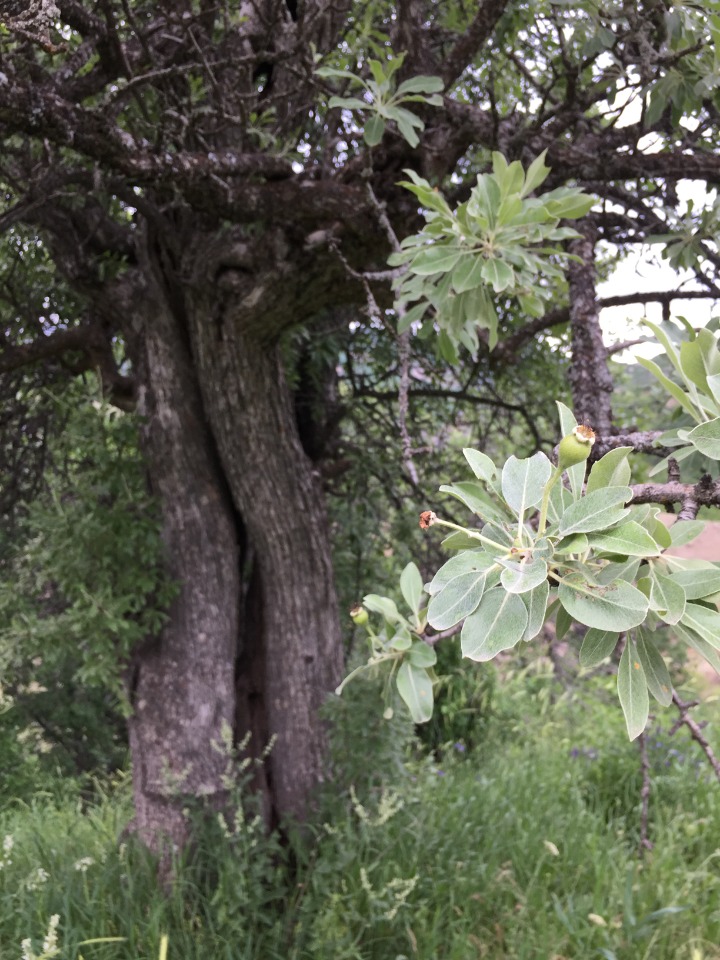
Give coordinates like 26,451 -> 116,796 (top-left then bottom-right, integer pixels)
1,0 -> 719,849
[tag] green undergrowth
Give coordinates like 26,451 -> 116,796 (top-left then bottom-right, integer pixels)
0,671 -> 718,960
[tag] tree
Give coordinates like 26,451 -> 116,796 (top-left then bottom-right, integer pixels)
1,0 -> 719,847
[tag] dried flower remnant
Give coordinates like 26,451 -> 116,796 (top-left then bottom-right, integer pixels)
419,510 -> 437,529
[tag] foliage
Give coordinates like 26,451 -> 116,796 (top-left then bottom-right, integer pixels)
347,335 -> 720,738
316,52 -> 444,147
0,384 -> 173,718
0,678 -> 718,959
389,153 -> 594,360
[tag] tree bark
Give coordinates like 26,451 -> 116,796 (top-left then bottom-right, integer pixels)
186,292 -> 344,824
567,223 -> 614,435
127,280 -> 240,852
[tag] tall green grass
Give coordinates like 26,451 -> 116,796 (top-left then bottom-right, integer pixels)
1,670 -> 718,960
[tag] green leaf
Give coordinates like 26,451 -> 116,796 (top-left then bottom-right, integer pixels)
363,594 -> 403,623
395,74 -> 444,96
451,255 -> 486,293
400,562 -> 424,616
463,448 -> 498,484
680,339 -> 711,394
579,629 -> 619,669
617,640 -> 650,740
439,481 -> 508,522
520,150 -> 550,197
645,570 -> 686,624
427,567 -> 496,629
396,661 -> 433,723
500,556 -> 549,594
461,589 -> 528,661
555,602 -> 573,641
521,580 -> 549,641
427,550 -> 494,595
680,603 -> 720,650
410,244 -> 463,275
636,629 -> 673,706
559,487 -> 632,536
501,452 -> 552,518
558,576 -> 649,631
481,258 -> 515,292
555,533 -> 589,554
328,96 -> 371,111
667,519 -> 705,548
636,357 -> 702,422
407,641 -> 437,668
668,567 -> 720,601
674,624 -> 720,675
363,113 -> 386,146
686,417 -> 720,459
586,521 -> 663,558
586,448 -> 632,494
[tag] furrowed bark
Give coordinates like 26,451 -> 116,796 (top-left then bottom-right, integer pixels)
128,280 -> 240,852
186,279 -> 343,825
567,222 -> 614,435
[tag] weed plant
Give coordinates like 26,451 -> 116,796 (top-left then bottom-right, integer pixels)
0,668 -> 718,960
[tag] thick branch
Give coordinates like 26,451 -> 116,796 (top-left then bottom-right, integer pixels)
440,0 -> 510,85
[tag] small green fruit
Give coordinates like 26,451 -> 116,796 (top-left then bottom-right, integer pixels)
350,605 -> 369,626
557,424 -> 595,471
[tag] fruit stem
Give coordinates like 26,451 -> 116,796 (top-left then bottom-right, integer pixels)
538,467 -> 562,536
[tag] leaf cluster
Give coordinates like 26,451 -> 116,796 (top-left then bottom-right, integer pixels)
388,153 -> 594,361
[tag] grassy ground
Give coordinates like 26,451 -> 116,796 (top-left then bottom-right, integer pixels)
0,667 -> 718,960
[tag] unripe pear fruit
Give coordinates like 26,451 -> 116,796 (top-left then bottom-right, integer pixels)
557,424 -> 595,471
350,605 -> 369,626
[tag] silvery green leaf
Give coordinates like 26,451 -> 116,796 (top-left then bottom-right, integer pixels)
500,556 -> 548,594
400,562 -> 424,617
463,448 -> 498,484
617,640 -> 650,740
645,570 -> 686,624
461,589 -> 528,661
427,566 -> 498,629
586,521 -> 663,558
680,603 -> 720,650
501,452 -> 552,518
586,447 -> 632,494
667,519 -> 705,548
427,550 -> 493,595
668,567 -> 720,601
579,629 -> 619,668
396,661 -> 433,723
559,487 -> 632,536
687,417 -> 720,459
558,575 -> 648,631
521,580 -> 549,641
407,641 -> 437,668
636,629 -> 673,706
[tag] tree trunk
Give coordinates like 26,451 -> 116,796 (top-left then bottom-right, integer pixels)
186,291 -> 344,825
127,284 -> 240,852
568,222 -> 614,435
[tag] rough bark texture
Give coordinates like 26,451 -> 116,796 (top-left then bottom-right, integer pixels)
128,276 -> 240,851
567,224 -> 614,435
186,272 -> 343,823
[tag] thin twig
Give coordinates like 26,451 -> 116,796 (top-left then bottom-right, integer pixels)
364,182 -> 419,486
670,694 -> 720,784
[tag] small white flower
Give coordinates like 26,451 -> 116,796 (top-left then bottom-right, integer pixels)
20,937 -> 34,960
41,914 -> 60,956
25,867 -> 49,891
3,834 -> 13,854
73,857 -> 94,873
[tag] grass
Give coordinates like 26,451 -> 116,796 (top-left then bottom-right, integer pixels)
0,666 -> 718,960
